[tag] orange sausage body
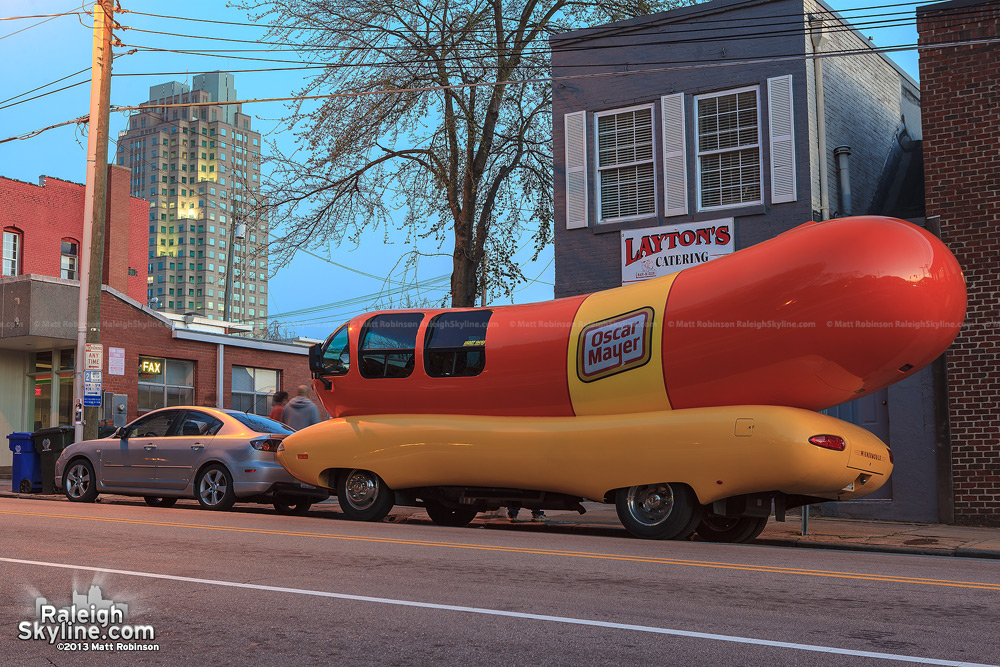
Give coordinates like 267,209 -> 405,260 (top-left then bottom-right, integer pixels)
314,216 -> 965,417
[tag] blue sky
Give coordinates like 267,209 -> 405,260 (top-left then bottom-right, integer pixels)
0,0 -> 924,340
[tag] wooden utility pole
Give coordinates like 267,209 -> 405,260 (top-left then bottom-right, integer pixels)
73,0 -> 114,442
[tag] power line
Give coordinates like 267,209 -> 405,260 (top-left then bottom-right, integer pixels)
0,1 -> 94,40
7,4 -> 990,113
118,1 -> 938,36
6,30 -> 997,145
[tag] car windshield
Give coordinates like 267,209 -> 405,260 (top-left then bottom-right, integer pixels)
226,411 -> 294,435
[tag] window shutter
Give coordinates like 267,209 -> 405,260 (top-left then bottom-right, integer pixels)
660,93 -> 688,217
564,111 -> 588,229
768,75 -> 796,204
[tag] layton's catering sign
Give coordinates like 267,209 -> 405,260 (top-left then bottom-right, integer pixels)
621,219 -> 735,284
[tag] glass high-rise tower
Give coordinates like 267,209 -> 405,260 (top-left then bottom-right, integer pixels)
116,72 -> 268,329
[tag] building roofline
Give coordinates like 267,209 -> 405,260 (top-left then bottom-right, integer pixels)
102,283 -> 307,354
916,0 -> 996,15
172,327 -> 309,355
550,0 -> 917,91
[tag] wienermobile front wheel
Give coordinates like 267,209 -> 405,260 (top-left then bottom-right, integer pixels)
615,483 -> 702,540
337,469 -> 394,521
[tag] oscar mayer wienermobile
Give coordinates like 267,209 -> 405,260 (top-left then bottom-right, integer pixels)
278,216 -> 966,542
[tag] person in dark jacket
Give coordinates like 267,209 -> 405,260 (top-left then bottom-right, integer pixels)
283,385 -> 320,431
269,390 -> 289,423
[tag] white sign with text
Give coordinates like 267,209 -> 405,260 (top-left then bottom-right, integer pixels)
621,219 -> 735,284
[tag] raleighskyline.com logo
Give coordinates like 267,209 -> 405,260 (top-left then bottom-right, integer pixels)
17,584 -> 158,652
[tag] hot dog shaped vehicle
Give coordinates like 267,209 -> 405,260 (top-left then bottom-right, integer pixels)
278,216 -> 965,541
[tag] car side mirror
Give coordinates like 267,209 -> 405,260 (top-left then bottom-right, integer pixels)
113,427 -> 128,440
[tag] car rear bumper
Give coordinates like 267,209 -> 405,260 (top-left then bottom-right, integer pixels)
232,461 -> 328,499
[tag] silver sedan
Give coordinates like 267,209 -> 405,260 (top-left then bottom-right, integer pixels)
55,406 -> 328,514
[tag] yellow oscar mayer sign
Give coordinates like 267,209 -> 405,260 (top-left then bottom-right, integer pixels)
566,273 -> 676,416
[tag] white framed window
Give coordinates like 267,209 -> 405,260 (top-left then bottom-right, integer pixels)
695,86 -> 762,210
3,229 -> 21,276
595,104 -> 656,223
232,366 -> 279,415
60,239 -> 79,280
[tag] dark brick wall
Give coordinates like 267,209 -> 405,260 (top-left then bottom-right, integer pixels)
551,0 -> 814,297
918,0 -> 1000,525
551,0 -> 916,298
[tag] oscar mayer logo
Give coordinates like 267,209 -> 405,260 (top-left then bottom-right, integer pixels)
578,307 -> 654,382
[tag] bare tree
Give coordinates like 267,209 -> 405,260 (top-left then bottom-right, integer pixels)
237,0 -> 677,306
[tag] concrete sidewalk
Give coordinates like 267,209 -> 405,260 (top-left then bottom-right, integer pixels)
4,487 -> 998,559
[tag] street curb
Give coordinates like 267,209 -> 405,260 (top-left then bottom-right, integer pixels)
3,490 -> 997,559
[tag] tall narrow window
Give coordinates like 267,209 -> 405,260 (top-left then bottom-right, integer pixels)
2,228 -> 21,276
595,105 -> 656,223
60,239 -> 79,280
695,87 -> 762,210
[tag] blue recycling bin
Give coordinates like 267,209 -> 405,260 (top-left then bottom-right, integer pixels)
8,432 -> 41,494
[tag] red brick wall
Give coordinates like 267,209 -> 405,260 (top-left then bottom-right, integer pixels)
99,291 -> 323,424
918,0 -> 1000,525
0,166 -> 147,302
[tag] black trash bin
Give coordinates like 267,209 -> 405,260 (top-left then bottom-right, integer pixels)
33,426 -> 75,494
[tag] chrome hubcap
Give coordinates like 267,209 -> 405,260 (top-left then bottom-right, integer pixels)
626,484 -> 674,526
344,470 -> 378,510
66,464 -> 90,498
199,470 -> 227,506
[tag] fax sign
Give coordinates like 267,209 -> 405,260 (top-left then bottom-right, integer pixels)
84,370 -> 103,407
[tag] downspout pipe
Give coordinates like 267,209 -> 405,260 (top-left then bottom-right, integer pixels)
834,145 -> 852,216
810,15 -> 829,220
217,343 -> 225,409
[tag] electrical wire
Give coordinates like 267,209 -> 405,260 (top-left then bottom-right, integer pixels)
6,4 -> 991,113
118,1 -> 936,36
0,2 -> 95,40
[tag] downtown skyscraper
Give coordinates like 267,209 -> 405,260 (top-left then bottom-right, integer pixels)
116,72 -> 268,329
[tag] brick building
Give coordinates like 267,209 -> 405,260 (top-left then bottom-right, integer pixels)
0,167 -> 147,302
917,0 -> 1000,525
0,168 -> 321,472
551,0 -> 943,522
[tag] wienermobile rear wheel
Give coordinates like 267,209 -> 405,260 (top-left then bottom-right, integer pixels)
615,483 -> 702,540
424,501 -> 479,527
337,469 -> 394,521
695,515 -> 768,544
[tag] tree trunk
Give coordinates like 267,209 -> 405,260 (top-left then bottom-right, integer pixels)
451,243 -> 479,307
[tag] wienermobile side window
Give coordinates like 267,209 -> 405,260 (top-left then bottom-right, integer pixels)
359,313 -> 424,379
312,324 -> 351,376
424,311 -> 492,378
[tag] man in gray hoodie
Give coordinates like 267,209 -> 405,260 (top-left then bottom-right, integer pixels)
283,385 -> 321,431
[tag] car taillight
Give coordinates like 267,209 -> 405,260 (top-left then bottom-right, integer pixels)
809,434 -> 846,451
887,447 -> 894,464
250,437 -> 283,452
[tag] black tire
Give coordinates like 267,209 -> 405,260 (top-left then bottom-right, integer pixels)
273,499 -> 313,516
337,469 -> 393,522
615,482 -> 700,540
424,501 -> 478,527
144,496 -> 178,508
18,478 -> 32,494
696,515 -> 769,543
63,459 -> 99,503
195,464 -> 237,511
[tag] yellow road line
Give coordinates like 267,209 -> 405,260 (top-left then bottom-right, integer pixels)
3,507 -> 998,591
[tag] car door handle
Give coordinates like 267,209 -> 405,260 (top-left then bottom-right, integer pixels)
191,444 -> 205,451
144,444 -> 157,451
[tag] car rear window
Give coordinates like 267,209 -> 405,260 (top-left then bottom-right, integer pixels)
226,412 -> 294,434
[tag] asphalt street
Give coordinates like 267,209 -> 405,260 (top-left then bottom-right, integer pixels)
1,497 -> 998,666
